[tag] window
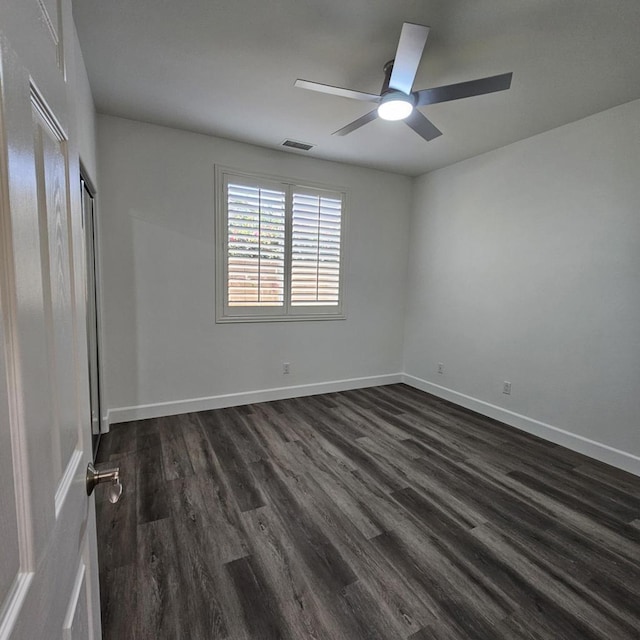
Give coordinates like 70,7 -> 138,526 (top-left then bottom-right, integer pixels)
216,167 -> 346,322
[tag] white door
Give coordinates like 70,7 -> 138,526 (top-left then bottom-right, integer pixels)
0,0 -> 102,638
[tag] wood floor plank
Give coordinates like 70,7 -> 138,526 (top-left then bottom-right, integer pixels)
371,528 -> 504,639
198,409 -> 266,513
168,473 -> 249,565
287,472 -> 434,636
249,402 -> 296,443
179,411 -> 220,475
136,429 -> 170,524
225,555 -> 292,640
507,469 -> 640,540
338,579 -> 413,639
390,486 -> 545,616
97,384 -> 640,639
99,564 -> 137,640
471,523 -> 639,640
134,519 -> 183,639
240,505 -> 339,639
302,461 -> 384,540
158,422 -> 195,482
410,453 -> 558,535
287,400 -> 409,494
219,407 -> 266,464
572,460 -> 640,495
165,480 -> 231,639
289,439 -> 413,534
249,457 -> 358,592
484,463 -> 640,567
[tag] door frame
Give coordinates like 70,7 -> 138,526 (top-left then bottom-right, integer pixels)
80,165 -> 108,440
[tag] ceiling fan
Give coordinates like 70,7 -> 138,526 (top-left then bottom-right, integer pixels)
295,22 -> 513,142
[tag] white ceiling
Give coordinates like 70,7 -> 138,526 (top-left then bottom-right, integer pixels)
72,0 -> 640,176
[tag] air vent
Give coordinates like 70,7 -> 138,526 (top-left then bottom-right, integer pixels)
282,139 -> 314,151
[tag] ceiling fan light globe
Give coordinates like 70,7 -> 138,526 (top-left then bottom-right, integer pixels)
377,95 -> 414,121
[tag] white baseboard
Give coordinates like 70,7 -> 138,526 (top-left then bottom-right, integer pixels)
104,371 -> 639,477
106,373 -> 403,425
402,374 -> 640,477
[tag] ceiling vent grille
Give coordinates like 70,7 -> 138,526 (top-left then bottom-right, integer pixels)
282,139 -> 314,151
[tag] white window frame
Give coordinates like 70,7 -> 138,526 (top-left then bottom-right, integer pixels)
215,166 -> 347,323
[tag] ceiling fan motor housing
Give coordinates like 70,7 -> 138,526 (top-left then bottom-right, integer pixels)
378,90 -> 416,120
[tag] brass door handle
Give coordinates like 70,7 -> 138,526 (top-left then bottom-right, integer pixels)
86,462 -> 123,503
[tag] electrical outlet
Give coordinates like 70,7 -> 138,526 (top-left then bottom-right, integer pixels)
437,362 -> 444,374
503,381 -> 512,395
283,362 -> 290,375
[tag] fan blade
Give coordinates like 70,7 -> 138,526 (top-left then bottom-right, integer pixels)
333,109 -> 379,136
405,110 -> 442,142
416,72 -> 513,107
389,23 -> 430,94
295,79 -> 380,102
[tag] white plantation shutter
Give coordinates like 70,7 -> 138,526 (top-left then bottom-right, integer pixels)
227,183 -> 286,306
291,191 -> 342,306
217,168 -> 345,321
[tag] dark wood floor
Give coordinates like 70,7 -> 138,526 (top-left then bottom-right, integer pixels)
95,384 -> 640,639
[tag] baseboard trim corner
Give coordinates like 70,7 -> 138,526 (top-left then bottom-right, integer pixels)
402,374 -> 640,477
107,373 -> 403,425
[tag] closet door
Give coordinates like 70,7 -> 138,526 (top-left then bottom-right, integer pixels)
82,178 -> 102,457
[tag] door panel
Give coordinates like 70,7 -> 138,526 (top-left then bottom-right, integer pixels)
33,92 -> 79,480
36,0 -> 64,72
0,32 -> 57,574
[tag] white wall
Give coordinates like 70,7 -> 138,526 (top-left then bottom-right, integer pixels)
97,115 -> 411,420
404,99 -> 640,471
